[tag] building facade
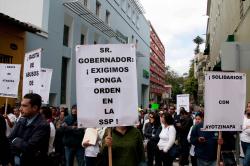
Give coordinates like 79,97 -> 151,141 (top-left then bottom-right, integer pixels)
206,0 -> 250,102
194,52 -> 208,104
149,23 -> 166,103
0,0 -> 150,108
0,13 -> 40,106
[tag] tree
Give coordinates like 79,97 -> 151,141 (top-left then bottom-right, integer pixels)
183,60 -> 198,103
165,66 -> 184,103
193,36 -> 204,54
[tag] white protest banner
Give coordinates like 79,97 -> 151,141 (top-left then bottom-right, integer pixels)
176,94 -> 190,114
40,68 -> 53,104
22,48 -> 42,96
204,72 -> 246,131
0,64 -> 21,98
76,44 -> 138,128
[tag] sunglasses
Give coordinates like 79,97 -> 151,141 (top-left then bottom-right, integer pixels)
247,113 -> 250,116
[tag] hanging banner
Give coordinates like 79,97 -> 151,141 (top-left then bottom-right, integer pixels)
22,48 -> 42,96
0,64 -> 21,98
177,94 -> 190,114
40,68 -> 53,104
204,72 -> 246,131
76,44 -> 138,128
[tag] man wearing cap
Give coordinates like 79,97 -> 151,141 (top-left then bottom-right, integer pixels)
8,93 -> 50,166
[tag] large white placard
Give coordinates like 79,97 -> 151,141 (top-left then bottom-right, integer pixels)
176,94 -> 190,114
0,64 -> 21,98
22,48 -> 42,96
204,72 -> 246,131
40,68 -> 53,104
76,44 -> 138,128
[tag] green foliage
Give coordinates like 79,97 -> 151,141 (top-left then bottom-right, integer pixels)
183,60 -> 198,103
193,36 -> 204,54
193,36 -> 204,45
165,66 -> 184,103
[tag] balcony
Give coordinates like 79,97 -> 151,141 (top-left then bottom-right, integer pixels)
63,0 -> 117,37
150,87 -> 164,95
150,76 -> 165,86
150,55 -> 165,71
150,45 -> 165,63
150,66 -> 165,79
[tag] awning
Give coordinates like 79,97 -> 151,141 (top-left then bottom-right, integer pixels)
63,0 -> 117,38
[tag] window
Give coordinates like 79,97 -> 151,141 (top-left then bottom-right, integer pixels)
0,54 -> 13,63
80,34 -> 85,45
83,0 -> 88,7
61,57 -> 69,104
127,4 -> 131,18
136,15 -> 139,28
131,35 -> 134,43
63,25 -> 69,46
96,1 -> 101,17
105,10 -> 110,25
136,39 -> 138,48
132,10 -> 135,23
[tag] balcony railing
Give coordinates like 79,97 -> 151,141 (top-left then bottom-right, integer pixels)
63,0 -> 117,37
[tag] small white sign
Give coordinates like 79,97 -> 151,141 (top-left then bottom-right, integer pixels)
204,72 -> 246,131
0,64 -> 21,98
76,44 -> 138,128
22,48 -> 42,96
177,94 -> 190,114
40,68 -> 53,104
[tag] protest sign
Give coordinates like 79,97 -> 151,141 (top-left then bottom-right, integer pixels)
204,72 -> 246,131
22,48 -> 41,96
0,64 -> 21,98
76,44 -> 138,128
177,94 -> 190,114
40,68 -> 53,104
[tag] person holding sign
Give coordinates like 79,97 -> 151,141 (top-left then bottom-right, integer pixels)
240,108 -> 250,166
82,128 -> 102,166
102,126 -> 145,166
190,113 -> 218,166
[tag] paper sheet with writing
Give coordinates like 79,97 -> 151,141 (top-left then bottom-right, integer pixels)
82,128 -> 98,145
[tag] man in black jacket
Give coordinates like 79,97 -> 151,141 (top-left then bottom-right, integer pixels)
8,93 -> 50,166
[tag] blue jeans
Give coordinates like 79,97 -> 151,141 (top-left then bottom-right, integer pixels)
241,141 -> 250,166
197,158 -> 216,166
65,146 -> 85,166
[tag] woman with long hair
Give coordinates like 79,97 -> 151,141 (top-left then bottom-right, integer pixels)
157,112 -> 176,166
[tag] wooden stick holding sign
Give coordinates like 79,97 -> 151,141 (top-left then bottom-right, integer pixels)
4,98 -> 8,115
108,128 -> 112,166
216,131 -> 222,166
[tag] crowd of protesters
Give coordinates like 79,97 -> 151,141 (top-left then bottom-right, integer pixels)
139,103 -> 250,166
0,93 -> 250,166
